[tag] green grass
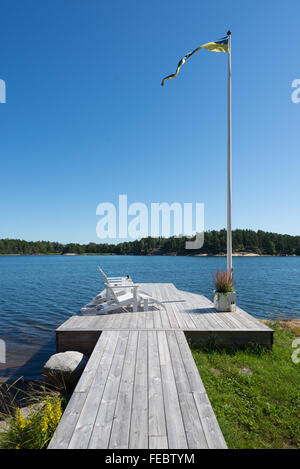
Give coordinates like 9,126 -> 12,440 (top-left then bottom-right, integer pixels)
191,323 -> 300,449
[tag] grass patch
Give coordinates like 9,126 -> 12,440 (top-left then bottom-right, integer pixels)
191,323 -> 300,449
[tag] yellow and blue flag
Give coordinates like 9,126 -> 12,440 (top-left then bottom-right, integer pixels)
161,36 -> 229,86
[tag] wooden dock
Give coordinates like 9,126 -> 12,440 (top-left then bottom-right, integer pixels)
49,283 -> 273,449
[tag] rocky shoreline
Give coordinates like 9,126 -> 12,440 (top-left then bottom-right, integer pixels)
193,252 -> 299,257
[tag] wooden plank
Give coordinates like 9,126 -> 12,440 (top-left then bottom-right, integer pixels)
137,311 -> 147,329
234,307 -> 266,330
75,331 -> 109,393
157,284 -> 180,329
193,391 -> 227,449
129,331 -> 148,449
175,331 -> 206,393
145,311 -> 154,329
148,331 -> 167,440
68,331 -> 120,448
186,311 -> 212,330
236,308 -> 272,330
178,392 -> 209,448
166,330 -> 209,448
209,308 -> 249,331
157,296 -> 171,329
87,314 -> 108,329
109,331 -> 138,449
56,315 -> 78,331
138,283 -> 152,296
178,299 -> 210,329
88,330 -> 129,448
129,311 -> 139,329
157,330 -> 188,449
152,308 -> 163,329
149,436 -> 168,449
170,288 -> 199,329
197,309 -> 235,330
181,293 -> 225,330
61,315 -> 91,330
166,330 -> 191,395
164,294 -> 187,330
182,290 -> 271,332
119,311 -> 132,329
47,392 -> 87,449
159,286 -> 181,330
75,331 -> 119,394
104,311 -> 120,328
161,284 -> 185,329
180,292 -> 247,331
104,311 -> 124,329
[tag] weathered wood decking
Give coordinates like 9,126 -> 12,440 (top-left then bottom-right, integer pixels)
49,283 -> 273,449
56,283 -> 273,354
49,329 -> 226,449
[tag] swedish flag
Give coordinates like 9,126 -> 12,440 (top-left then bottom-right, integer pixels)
161,36 -> 229,86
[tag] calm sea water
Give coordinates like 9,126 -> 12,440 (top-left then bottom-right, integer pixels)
0,255 -> 299,380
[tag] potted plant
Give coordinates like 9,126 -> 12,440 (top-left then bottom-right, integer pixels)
213,270 -> 236,312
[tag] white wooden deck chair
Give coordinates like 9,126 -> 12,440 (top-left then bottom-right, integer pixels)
96,283 -> 139,314
95,283 -> 167,314
97,265 -> 133,303
98,266 -> 132,286
80,267 -> 133,314
80,285 -> 133,315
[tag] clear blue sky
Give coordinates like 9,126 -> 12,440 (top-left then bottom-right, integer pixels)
0,0 -> 299,244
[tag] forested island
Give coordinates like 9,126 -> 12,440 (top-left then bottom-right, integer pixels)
1,229 -> 300,256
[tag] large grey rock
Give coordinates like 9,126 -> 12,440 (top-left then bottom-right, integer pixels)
43,351 -> 88,388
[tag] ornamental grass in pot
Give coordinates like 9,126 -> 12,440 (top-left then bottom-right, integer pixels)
213,269 -> 236,312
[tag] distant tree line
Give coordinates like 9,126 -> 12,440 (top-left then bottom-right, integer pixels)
1,230 -> 300,256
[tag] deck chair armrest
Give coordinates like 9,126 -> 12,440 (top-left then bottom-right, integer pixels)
105,283 -> 140,289
107,277 -> 126,280
107,280 -> 132,285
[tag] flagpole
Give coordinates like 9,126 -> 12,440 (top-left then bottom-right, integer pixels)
227,30 -> 232,274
